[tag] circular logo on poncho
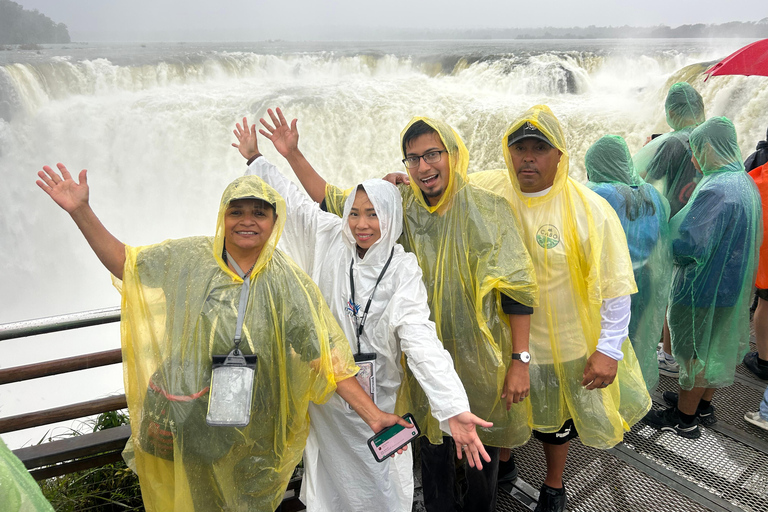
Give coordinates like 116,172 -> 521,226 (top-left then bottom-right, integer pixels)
536,224 -> 560,249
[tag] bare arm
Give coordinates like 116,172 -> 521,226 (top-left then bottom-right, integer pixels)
501,313 -> 531,410
36,164 -> 126,279
258,108 -> 327,203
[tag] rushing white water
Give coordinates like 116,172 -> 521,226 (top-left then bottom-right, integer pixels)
1,38 -> 767,447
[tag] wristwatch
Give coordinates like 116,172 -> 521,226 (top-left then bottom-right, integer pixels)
512,351 -> 531,363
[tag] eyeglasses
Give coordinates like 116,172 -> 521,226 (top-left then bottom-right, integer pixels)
402,150 -> 446,169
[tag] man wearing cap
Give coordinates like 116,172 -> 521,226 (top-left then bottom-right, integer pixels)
472,106 -> 651,512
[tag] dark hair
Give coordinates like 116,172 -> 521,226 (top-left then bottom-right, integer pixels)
402,120 -> 439,155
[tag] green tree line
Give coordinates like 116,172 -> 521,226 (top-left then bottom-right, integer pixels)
0,0 -> 70,44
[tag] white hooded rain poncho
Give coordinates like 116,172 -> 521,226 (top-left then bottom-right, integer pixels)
118,175 -> 359,512
323,117 -> 539,449
470,105 -> 651,449
246,158 -> 470,512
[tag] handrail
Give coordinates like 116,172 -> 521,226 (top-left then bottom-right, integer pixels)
0,395 -> 128,434
0,306 -> 121,341
0,349 -> 123,385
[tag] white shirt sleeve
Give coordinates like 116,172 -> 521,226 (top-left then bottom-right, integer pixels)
595,295 -> 631,361
393,259 -> 470,432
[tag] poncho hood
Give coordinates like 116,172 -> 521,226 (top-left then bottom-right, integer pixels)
502,105 -> 569,205
340,179 -> 403,268
586,135 -> 644,187
690,116 -> 745,175
400,116 -> 469,214
213,175 -> 287,280
665,82 -> 705,131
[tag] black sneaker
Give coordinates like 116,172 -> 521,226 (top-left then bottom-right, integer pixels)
743,352 -> 768,380
661,391 -> 717,426
534,483 -> 567,512
497,453 -> 518,484
643,406 -> 701,439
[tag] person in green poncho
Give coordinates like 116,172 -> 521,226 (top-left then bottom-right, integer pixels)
585,135 -> 672,391
634,82 -> 706,378
35,164 -> 407,512
251,108 -> 539,512
643,117 -> 761,439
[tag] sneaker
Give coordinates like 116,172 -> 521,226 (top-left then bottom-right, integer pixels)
643,406 -> 701,439
661,391 -> 717,426
657,349 -> 679,378
497,453 -> 518,484
744,411 -> 768,432
534,483 -> 567,512
743,352 -> 768,380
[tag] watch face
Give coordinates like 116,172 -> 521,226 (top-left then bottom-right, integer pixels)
514,351 -> 531,363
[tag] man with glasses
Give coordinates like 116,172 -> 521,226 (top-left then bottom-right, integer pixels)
254,109 -> 538,512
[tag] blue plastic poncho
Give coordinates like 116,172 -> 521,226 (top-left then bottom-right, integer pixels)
634,82 -> 706,217
324,117 -> 539,448
119,175 -> 358,512
586,135 -> 672,390
668,117 -> 762,390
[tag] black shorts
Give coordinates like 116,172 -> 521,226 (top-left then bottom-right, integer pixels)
756,288 -> 768,301
533,418 -> 578,445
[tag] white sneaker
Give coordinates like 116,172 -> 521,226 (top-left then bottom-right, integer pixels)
744,411 -> 768,432
657,349 -> 679,377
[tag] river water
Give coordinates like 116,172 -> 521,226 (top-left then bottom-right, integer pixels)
1,38 -> 767,447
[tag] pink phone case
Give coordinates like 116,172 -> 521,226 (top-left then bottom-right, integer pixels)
367,413 -> 420,463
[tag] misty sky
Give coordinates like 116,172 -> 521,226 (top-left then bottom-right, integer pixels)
12,0 -> 768,42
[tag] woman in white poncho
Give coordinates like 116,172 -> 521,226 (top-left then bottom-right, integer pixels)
233,113 -> 491,512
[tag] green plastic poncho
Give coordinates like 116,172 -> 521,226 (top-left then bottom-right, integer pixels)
634,82 -> 706,217
585,135 -> 672,391
118,175 -> 358,512
0,437 -> 54,512
324,117 -> 539,448
668,117 -> 761,390
470,105 -> 651,449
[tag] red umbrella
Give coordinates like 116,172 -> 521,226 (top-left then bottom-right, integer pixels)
704,38 -> 768,81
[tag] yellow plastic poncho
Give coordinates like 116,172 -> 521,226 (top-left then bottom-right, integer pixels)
118,175 -> 358,512
324,117 -> 538,448
668,117 -> 761,390
470,105 -> 651,449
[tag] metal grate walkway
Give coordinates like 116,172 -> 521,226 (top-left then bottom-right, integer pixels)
492,338 -> 768,512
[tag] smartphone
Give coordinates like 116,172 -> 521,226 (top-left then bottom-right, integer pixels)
367,413 -> 420,463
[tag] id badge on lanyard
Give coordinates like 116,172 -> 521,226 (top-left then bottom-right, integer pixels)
206,252 -> 258,427
206,349 -> 258,426
344,352 -> 377,412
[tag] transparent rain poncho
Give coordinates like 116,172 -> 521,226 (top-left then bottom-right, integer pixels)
324,117 -> 539,448
118,176 -> 358,512
668,117 -> 761,390
0,437 -> 54,512
585,135 -> 672,391
469,105 -> 650,449
748,162 -> 768,289
634,82 -> 706,217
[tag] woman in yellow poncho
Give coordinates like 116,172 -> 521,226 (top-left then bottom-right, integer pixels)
35,164 -> 401,512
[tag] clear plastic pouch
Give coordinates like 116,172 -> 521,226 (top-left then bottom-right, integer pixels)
344,353 -> 377,412
206,349 -> 258,427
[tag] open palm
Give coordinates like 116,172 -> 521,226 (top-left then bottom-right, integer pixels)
259,107 -> 299,157
36,163 -> 89,214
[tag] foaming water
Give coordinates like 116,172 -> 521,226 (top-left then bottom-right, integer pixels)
1,38 -> 767,447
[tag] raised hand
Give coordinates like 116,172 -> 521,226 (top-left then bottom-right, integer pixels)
259,107 -> 299,157
232,117 -> 261,161
449,412 -> 493,470
36,163 -> 89,214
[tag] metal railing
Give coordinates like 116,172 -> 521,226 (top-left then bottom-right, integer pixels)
0,307 -> 127,480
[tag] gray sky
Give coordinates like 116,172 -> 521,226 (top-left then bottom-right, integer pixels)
12,0 -> 768,41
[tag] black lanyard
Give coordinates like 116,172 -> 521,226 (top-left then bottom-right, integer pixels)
349,247 -> 394,354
